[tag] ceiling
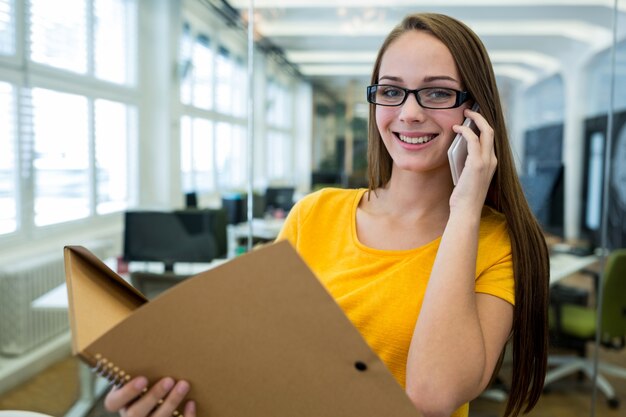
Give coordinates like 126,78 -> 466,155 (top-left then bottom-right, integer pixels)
227,0 -> 624,106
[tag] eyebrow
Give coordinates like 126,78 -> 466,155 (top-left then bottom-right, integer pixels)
378,75 -> 460,84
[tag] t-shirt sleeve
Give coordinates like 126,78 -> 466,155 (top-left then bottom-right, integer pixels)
275,190 -> 320,248
275,201 -> 299,245
474,216 -> 515,305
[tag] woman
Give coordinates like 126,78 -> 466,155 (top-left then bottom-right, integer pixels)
277,13 -> 548,417
104,12 -> 549,417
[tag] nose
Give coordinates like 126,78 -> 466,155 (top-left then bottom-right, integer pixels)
399,91 -> 426,122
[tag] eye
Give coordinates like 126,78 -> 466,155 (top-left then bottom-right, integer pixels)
421,88 -> 455,102
379,85 -> 404,98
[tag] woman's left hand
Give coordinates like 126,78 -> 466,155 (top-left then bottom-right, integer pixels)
449,107 -> 497,213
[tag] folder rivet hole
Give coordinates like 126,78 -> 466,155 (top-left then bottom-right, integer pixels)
354,361 -> 367,371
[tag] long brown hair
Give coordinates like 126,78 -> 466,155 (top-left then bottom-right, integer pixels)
367,13 -> 550,417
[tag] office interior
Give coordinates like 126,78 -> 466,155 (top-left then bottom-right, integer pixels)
0,0 -> 625,416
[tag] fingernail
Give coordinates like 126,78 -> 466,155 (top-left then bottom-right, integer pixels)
176,380 -> 190,395
134,377 -> 148,390
162,377 -> 175,391
186,400 -> 196,414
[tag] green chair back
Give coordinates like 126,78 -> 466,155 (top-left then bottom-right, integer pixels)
600,248 -> 626,341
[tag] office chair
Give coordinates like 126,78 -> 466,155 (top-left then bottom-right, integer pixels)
545,248 -> 626,408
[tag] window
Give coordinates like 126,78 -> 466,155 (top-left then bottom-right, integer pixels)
180,27 -> 213,110
266,79 -> 293,182
181,115 -> 215,194
216,122 -> 246,188
29,91 -> 137,226
215,46 -> 233,115
0,0 -> 138,235
31,89 -> 89,226
30,0 -> 88,73
232,56 -> 246,118
214,45 -> 247,117
0,81 -> 16,234
94,0 -> 136,84
95,99 -> 134,214
267,80 -> 292,129
179,18 -> 248,194
0,0 -> 15,56
29,0 -> 136,83
267,131 -> 291,180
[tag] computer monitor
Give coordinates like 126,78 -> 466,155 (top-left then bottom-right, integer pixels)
265,187 -> 295,212
311,171 -> 342,188
221,193 -> 265,225
520,163 -> 564,237
185,192 -> 198,209
123,209 -> 227,271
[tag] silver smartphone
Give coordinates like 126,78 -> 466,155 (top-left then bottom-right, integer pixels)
447,103 -> 480,185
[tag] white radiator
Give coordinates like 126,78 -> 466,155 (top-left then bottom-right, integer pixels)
0,241 -> 112,356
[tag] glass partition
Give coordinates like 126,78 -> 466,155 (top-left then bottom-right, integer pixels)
588,0 -> 626,415
241,2 -> 624,417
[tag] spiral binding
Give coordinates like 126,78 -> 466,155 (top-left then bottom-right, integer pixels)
91,354 -> 183,416
92,353 -> 131,387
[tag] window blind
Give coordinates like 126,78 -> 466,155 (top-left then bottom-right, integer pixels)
30,0 -> 88,73
0,0 -> 15,56
0,81 -> 16,234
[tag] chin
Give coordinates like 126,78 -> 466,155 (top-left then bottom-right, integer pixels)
393,160 -> 450,177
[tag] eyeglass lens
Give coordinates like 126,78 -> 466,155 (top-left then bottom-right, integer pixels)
369,85 -> 463,109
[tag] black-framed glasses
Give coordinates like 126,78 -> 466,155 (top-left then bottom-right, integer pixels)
366,84 -> 471,109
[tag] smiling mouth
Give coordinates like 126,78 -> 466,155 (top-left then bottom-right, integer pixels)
397,133 -> 437,145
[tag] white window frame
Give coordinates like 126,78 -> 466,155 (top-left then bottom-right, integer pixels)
0,0 -> 139,245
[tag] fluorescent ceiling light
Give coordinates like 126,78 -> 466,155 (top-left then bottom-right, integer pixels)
286,51 -> 377,63
257,20 -> 611,46
493,65 -> 540,84
256,22 -> 391,36
299,64 -> 372,76
489,51 -> 561,72
467,21 -> 611,44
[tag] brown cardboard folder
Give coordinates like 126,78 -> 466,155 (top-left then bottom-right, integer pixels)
64,241 -> 421,416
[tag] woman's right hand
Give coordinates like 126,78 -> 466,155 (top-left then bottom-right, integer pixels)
104,376 -> 195,417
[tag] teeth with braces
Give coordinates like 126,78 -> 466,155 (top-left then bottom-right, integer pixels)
398,134 -> 434,144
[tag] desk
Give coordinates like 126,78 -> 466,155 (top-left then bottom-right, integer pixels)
129,259 -> 227,299
227,218 -> 284,258
32,260 -> 226,309
549,252 -> 599,285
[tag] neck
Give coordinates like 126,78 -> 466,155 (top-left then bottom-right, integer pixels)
374,167 -> 454,220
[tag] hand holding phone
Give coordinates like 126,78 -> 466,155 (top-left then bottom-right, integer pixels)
447,103 -> 480,185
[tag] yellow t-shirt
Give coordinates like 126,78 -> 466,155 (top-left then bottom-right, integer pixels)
277,187 -> 514,417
